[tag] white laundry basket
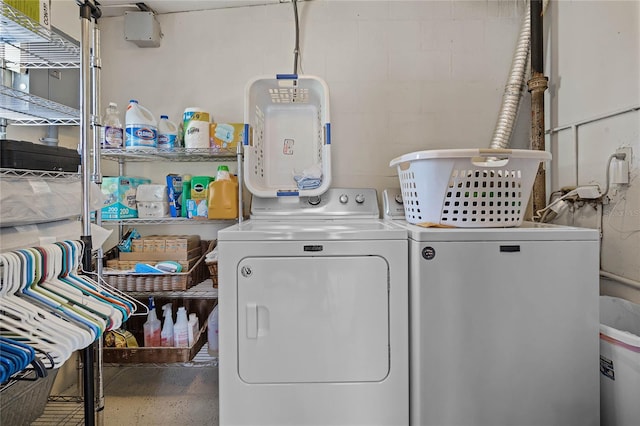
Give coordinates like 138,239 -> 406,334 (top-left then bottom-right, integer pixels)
243,74 -> 331,197
600,296 -> 640,426
389,148 -> 551,227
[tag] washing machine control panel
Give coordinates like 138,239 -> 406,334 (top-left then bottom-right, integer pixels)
251,188 -> 379,219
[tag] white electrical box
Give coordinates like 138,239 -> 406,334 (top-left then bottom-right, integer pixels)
124,11 -> 162,48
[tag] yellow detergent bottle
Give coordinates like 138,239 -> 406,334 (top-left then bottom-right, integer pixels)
207,165 -> 238,219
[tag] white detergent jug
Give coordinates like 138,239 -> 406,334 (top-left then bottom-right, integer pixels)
125,99 -> 158,150
157,115 -> 178,150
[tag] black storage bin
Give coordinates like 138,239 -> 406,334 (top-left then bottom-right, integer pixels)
0,139 -> 80,172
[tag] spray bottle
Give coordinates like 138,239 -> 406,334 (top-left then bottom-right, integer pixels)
188,313 -> 199,346
143,297 -> 161,347
161,303 -> 174,347
174,306 -> 190,347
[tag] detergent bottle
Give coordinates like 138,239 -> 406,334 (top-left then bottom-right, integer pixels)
143,297 -> 161,347
125,99 -> 157,150
174,306 -> 190,348
157,115 -> 178,150
207,165 -> 239,219
161,303 -> 174,347
181,174 -> 192,218
101,102 -> 123,149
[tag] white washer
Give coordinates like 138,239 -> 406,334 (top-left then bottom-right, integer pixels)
383,189 -> 600,426
218,188 -> 409,426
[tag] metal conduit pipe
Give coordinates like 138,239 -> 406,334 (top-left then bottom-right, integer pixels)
528,0 -> 549,215
489,0 -> 550,150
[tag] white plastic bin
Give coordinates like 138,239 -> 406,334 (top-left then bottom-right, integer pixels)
243,74 -> 331,198
600,296 -> 640,426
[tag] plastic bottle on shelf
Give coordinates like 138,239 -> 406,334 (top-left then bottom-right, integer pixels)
187,312 -> 199,346
157,115 -> 178,151
181,174 -> 192,218
125,99 -> 157,150
174,306 -> 190,347
208,165 -> 238,219
101,102 -> 123,149
143,297 -> 161,347
161,303 -> 174,347
207,305 -> 219,357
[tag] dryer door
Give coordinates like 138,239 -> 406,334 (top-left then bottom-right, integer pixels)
237,255 -> 390,384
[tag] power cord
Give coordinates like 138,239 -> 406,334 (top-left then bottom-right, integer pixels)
535,152 -> 628,223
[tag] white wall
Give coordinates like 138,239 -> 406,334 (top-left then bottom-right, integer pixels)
545,0 -> 640,301
7,0 -> 638,298
97,0 -> 529,187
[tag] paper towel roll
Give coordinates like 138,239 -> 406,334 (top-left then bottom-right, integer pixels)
183,109 -> 211,149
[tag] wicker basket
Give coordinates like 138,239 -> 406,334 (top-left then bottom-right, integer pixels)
103,240 -> 215,292
206,260 -> 218,288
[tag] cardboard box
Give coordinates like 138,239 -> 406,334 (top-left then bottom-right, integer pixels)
210,123 -> 243,153
101,176 -> 151,219
5,0 -> 51,30
119,246 -> 201,262
165,235 -> 201,252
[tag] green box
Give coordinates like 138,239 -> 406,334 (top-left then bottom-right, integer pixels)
5,0 -> 51,29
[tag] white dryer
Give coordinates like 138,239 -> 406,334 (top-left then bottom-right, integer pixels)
383,188 -> 600,426
218,188 -> 409,426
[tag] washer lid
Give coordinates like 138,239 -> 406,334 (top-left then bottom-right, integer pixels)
400,221 -> 599,242
218,219 -> 407,241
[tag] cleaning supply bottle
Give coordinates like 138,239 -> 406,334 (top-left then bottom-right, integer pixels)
125,99 -> 157,150
161,303 -> 174,347
101,102 -> 123,149
174,306 -> 190,347
157,115 -> 178,150
208,165 -> 238,219
181,174 -> 192,218
143,297 -> 161,347
188,312 -> 199,346
207,305 -> 219,357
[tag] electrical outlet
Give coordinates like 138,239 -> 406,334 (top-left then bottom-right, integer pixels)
616,146 -> 633,165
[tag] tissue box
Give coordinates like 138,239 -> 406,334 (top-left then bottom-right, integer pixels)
135,184 -> 168,202
210,123 -> 243,153
136,201 -> 170,218
101,176 -> 151,219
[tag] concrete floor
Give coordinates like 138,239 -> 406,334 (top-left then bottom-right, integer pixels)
33,351 -> 219,425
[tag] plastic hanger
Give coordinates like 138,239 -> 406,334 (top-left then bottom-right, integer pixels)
17,248 -> 104,339
58,241 -> 134,321
36,244 -> 120,330
0,251 -> 92,351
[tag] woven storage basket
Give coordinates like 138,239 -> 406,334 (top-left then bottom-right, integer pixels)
389,148 -> 551,227
206,260 -> 218,288
103,240 -> 214,291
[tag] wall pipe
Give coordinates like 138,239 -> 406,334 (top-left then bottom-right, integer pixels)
601,270 -> 640,291
528,0 -> 549,215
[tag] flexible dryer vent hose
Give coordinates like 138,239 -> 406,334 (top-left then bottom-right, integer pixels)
490,0 -> 549,149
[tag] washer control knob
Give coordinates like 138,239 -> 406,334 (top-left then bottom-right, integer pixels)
339,194 -> 349,204
308,196 -> 321,206
355,194 -> 365,204
395,194 -> 403,204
